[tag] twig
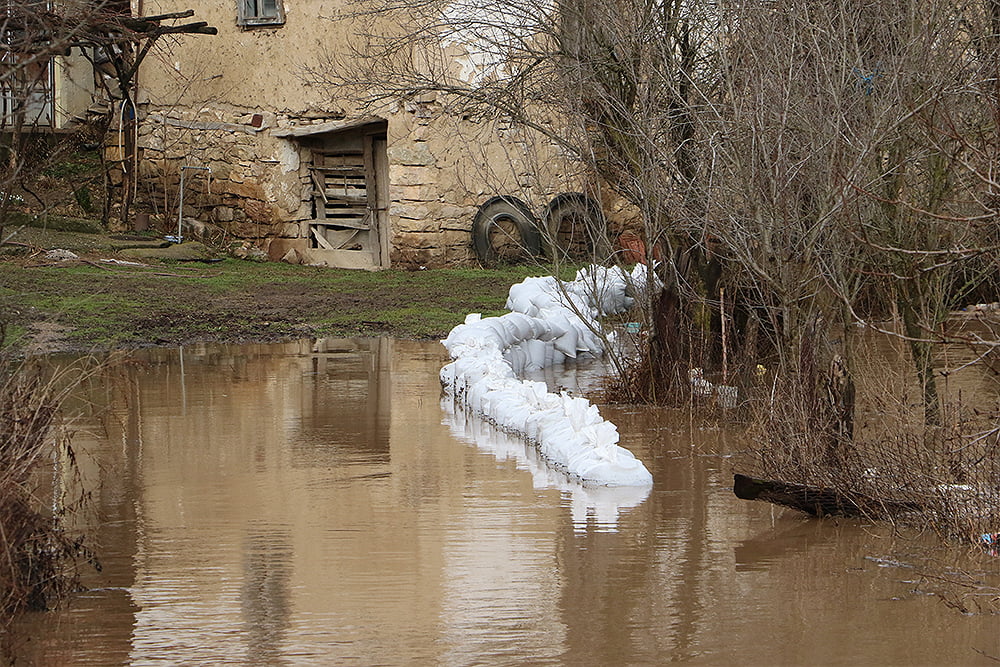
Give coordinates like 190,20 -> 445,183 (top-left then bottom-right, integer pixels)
972,648 -> 1000,663
151,271 -> 220,278
81,259 -> 111,271
721,286 -> 728,384
98,258 -> 150,267
1,227 -> 28,246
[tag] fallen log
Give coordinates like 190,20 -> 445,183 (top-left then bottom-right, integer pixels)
733,473 -> 922,519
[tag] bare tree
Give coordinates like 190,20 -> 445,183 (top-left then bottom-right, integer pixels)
72,8 -> 216,227
715,0 -> 1000,541
312,0 -> 1000,540
1,0 -> 105,237
309,0 -> 726,400
0,3 -> 216,234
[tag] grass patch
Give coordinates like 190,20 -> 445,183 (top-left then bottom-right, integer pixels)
0,258 -> 581,352
0,325 -> 26,349
41,149 -> 102,180
1,212 -> 103,234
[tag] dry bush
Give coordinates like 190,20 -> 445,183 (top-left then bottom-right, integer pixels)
738,326 -> 1000,546
0,332 -> 98,629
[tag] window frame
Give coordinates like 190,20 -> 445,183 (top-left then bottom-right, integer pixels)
237,0 -> 285,28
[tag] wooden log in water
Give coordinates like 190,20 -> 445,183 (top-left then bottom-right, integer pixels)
733,473 -> 922,519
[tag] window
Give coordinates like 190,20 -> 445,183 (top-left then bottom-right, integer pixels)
1,0 -> 55,127
238,0 -> 284,27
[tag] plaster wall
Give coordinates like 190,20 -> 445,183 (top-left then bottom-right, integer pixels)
131,0 -> 596,268
54,50 -> 97,129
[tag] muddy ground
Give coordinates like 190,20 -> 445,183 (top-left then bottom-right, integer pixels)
0,223 -> 547,356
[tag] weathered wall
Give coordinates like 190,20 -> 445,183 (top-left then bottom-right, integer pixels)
136,106 -> 307,239
131,1 -> 596,268
382,102 -> 592,267
54,49 -> 97,129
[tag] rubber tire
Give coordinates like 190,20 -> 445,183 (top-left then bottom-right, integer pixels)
472,196 -> 543,266
542,193 -> 608,261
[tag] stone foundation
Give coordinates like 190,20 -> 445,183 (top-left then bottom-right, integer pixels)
131,99 -> 606,269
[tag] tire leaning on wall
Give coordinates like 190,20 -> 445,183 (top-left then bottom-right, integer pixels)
471,196 -> 543,266
542,192 -> 609,261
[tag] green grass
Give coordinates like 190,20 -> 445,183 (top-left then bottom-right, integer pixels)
1,212 -> 104,234
0,324 -> 26,349
41,149 -> 103,179
0,258 -> 581,352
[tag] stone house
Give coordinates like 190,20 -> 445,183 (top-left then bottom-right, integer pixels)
1,1 -> 129,132
0,46 -> 95,131
130,0 -> 610,269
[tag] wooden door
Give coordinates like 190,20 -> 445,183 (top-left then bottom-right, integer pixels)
307,129 -> 388,269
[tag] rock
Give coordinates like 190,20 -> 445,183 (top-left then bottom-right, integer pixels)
110,238 -> 171,251
181,217 -> 206,239
389,165 -> 437,186
213,206 -> 235,222
387,143 -> 435,166
44,248 -> 79,261
230,241 -> 268,262
121,241 -> 215,261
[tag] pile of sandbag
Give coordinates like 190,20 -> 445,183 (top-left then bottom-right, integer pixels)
440,265 -> 654,487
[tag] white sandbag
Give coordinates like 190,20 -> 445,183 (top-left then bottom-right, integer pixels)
441,264 -> 654,487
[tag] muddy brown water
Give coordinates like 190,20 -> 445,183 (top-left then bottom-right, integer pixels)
10,339 -> 1000,665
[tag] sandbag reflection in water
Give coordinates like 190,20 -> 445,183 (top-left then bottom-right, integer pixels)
441,398 -> 650,532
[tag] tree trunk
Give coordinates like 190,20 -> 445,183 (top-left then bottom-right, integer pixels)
898,294 -> 942,430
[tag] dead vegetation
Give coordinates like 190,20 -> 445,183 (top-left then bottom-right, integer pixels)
0,325 -> 98,631
736,320 -> 1000,548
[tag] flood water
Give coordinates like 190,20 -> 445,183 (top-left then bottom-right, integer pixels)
11,338 -> 1000,665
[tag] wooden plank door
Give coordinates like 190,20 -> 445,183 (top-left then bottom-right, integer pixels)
307,131 -> 388,269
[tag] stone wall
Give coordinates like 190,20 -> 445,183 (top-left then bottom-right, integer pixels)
135,104 -> 306,242
130,0 -> 638,269
132,96 -> 596,269
383,102 -> 594,267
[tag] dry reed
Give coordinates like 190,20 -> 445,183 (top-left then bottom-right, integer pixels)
738,332 -> 1000,547
0,328 -> 98,630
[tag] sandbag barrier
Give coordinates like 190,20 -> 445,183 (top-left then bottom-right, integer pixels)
440,265 -> 655,487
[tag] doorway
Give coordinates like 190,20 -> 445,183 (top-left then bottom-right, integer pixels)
300,120 -> 389,269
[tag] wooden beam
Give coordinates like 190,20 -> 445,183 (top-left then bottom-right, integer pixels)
314,218 -> 370,230
137,10 -> 196,22
311,228 -> 335,250
733,473 -> 922,519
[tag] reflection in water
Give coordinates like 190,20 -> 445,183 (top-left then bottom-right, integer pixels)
10,339 -> 1000,666
292,338 -> 391,467
178,346 -> 186,415
241,527 -> 292,665
734,518 -> 842,572
441,397 -> 650,532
